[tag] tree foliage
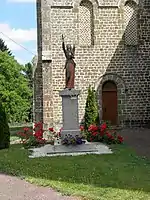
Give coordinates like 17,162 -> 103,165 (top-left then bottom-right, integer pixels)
0,100 -> 10,149
24,62 -> 33,89
84,86 -> 99,131
0,38 -> 12,56
0,51 -> 32,122
23,62 -> 33,121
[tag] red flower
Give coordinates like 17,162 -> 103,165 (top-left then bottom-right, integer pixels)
49,127 -> 54,132
80,125 -> 84,131
100,123 -> 107,132
105,132 -> 114,140
58,132 -> 61,137
34,130 -> 43,139
34,123 -> 38,128
18,132 -> 26,138
23,127 -> 29,132
105,132 -> 110,137
92,131 -> 99,136
88,125 -> 98,132
59,127 -> 63,133
111,135 -> 114,140
117,135 -> 123,143
100,131 -> 105,136
37,122 -> 43,126
34,122 -> 43,129
108,135 -> 114,140
90,137 -> 93,142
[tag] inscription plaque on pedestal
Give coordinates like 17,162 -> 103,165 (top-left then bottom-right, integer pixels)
59,89 -> 81,139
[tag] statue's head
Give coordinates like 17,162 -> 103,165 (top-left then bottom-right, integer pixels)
66,44 -> 72,51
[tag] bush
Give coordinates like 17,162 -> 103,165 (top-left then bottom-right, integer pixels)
0,101 -> 10,149
17,122 -> 46,149
84,86 -> 99,131
87,123 -> 123,144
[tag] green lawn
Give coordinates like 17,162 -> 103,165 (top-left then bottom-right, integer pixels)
0,144 -> 150,200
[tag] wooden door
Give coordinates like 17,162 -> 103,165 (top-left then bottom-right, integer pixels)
102,81 -> 118,125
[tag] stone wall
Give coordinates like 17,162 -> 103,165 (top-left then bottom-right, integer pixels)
35,0 -> 150,127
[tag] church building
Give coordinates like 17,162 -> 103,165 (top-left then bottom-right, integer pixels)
34,0 -> 150,128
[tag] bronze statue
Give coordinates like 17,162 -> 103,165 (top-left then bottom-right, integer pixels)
62,34 -> 76,89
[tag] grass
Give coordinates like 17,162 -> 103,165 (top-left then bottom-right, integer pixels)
0,144 -> 150,200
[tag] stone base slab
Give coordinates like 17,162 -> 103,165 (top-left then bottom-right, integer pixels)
29,142 -> 112,158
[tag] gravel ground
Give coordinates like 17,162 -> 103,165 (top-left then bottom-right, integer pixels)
120,128 -> 150,158
0,174 -> 81,200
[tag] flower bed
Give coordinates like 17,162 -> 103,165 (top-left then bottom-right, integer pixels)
17,122 -> 123,149
87,123 -> 123,144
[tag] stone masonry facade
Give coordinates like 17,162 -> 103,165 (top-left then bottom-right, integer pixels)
34,0 -> 150,128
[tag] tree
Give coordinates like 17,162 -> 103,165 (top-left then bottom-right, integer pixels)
0,38 -> 12,56
0,100 -> 10,149
23,62 -> 33,121
0,51 -> 32,122
84,86 -> 99,131
24,62 -> 33,88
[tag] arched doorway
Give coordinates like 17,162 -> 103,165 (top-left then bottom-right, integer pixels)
102,81 -> 118,125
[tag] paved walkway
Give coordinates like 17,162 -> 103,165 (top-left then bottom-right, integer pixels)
0,174 -> 80,200
120,128 -> 150,158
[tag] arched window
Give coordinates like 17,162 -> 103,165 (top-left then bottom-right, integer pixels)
79,0 -> 94,46
124,1 -> 138,46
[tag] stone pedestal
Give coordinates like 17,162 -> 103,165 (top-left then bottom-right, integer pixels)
59,89 -> 80,139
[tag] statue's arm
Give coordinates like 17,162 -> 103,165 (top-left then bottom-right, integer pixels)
62,41 -> 66,54
73,44 -> 75,55
62,34 -> 67,57
62,41 -> 68,59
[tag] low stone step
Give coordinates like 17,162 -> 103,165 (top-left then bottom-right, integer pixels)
47,143 -> 99,154
29,143 -> 113,158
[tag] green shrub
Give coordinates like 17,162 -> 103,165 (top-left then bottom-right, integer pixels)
0,100 -> 10,149
84,86 -> 99,131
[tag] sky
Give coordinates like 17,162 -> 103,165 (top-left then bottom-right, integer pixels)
0,0 -> 36,65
